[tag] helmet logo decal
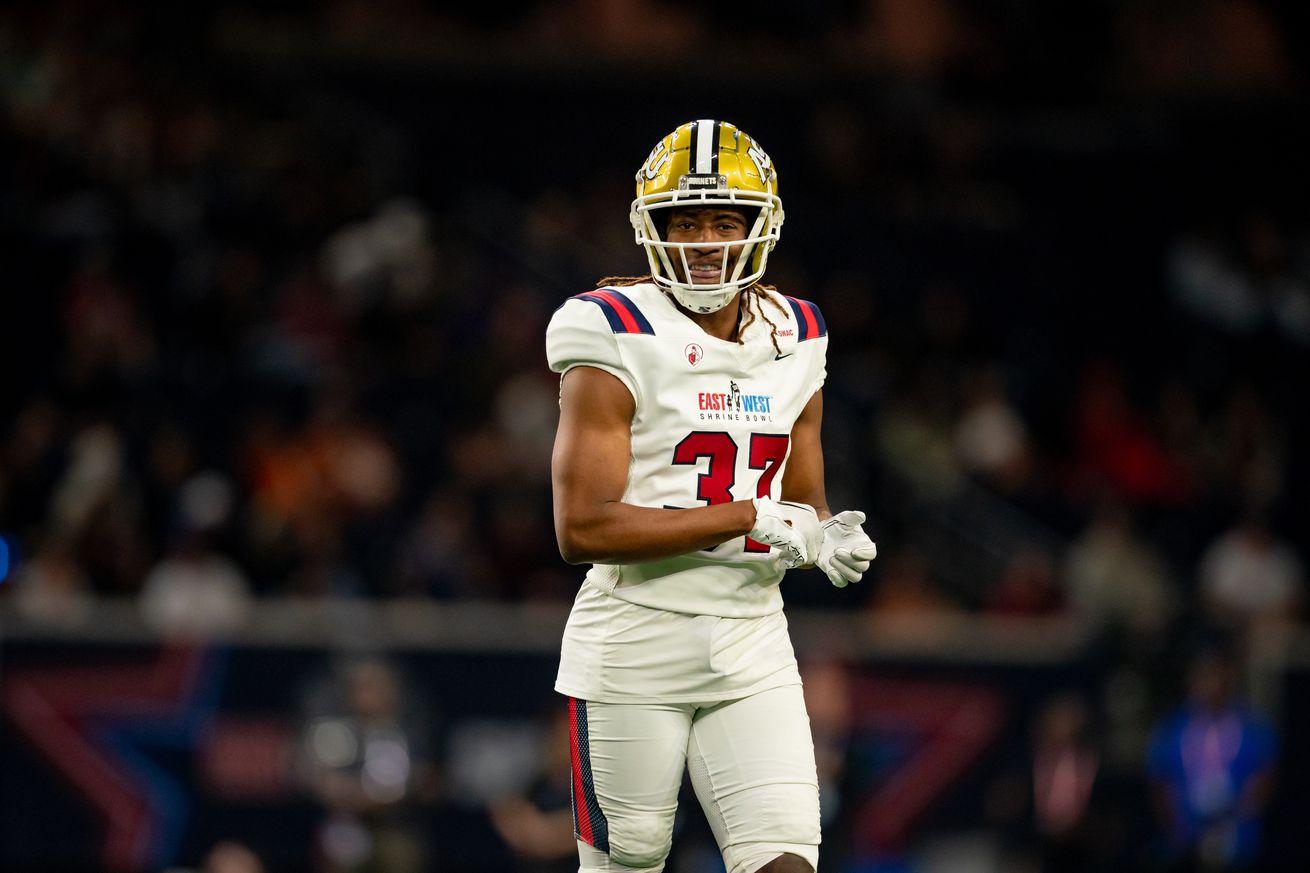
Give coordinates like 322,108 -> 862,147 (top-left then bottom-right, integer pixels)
746,138 -> 773,183
641,140 -> 671,181
685,343 -> 704,367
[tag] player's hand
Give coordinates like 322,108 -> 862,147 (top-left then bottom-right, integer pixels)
750,498 -> 823,569
817,510 -> 877,587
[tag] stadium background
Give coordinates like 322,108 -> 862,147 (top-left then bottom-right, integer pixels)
2,2 -> 1309,872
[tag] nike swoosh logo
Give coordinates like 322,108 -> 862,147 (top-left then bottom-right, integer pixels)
774,352 -> 794,360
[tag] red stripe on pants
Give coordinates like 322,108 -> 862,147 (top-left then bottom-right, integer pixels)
569,698 -> 594,844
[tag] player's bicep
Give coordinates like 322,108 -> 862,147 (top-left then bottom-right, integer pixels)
551,366 -> 635,552
780,389 -> 829,519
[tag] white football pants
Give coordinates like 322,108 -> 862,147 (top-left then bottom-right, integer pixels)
568,683 -> 821,873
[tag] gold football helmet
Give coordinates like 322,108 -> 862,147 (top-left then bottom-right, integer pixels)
631,120 -> 783,313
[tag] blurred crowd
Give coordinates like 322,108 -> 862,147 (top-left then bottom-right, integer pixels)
1,2 -> 1309,870
2,0 -> 1305,640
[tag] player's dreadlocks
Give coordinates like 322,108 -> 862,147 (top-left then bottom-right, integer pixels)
594,275 -> 790,355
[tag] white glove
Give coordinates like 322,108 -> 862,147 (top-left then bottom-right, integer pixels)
749,498 -> 823,569
817,510 -> 877,587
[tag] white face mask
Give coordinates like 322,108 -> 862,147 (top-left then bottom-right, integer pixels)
629,190 -> 783,313
656,237 -> 745,313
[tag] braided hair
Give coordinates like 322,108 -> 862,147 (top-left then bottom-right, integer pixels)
593,275 -> 790,355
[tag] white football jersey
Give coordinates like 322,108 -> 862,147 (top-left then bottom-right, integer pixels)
546,282 -> 828,619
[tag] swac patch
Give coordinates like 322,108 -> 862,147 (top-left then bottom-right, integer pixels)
784,296 -> 827,341
572,289 -> 656,335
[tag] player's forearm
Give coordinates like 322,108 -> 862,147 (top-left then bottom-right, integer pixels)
784,490 -> 831,522
555,499 -> 756,564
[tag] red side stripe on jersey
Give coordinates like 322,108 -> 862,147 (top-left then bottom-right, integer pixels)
569,699 -> 594,845
587,289 -> 642,334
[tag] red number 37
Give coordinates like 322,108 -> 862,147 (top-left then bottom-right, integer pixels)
672,431 -> 789,553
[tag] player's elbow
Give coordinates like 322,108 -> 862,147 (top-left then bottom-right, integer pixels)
556,534 -> 585,565
554,500 -> 622,564
555,522 -> 597,565
555,511 -> 610,563
557,538 -> 599,566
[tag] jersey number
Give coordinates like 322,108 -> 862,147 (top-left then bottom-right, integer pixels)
671,431 -> 790,552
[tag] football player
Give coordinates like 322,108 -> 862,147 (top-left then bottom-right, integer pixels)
547,119 -> 877,873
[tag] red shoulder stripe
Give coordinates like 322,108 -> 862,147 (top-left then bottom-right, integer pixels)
587,289 -> 642,334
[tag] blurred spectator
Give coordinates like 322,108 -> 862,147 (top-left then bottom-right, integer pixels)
1069,362 -> 1193,506
1167,226 -> 1268,338
1147,644 -> 1278,872
202,841 -> 265,873
875,366 -> 962,499
242,401 -> 401,542
988,693 -> 1111,873
1209,385 -> 1289,512
319,197 -> 438,312
801,659 -> 857,866
47,424 -> 129,544
1029,694 -> 1107,872
488,707 -> 576,873
1063,496 -> 1177,647
390,487 -> 493,599
984,549 -> 1065,617
140,472 -> 253,637
160,840 -> 267,873
492,366 -> 559,480
866,547 -> 968,650
297,656 -> 438,873
1198,514 -> 1304,639
1167,213 -> 1310,346
868,546 -> 966,617
43,423 -> 155,596
58,251 -> 157,393
239,395 -> 402,598
11,537 -> 95,628
954,362 -> 1032,494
